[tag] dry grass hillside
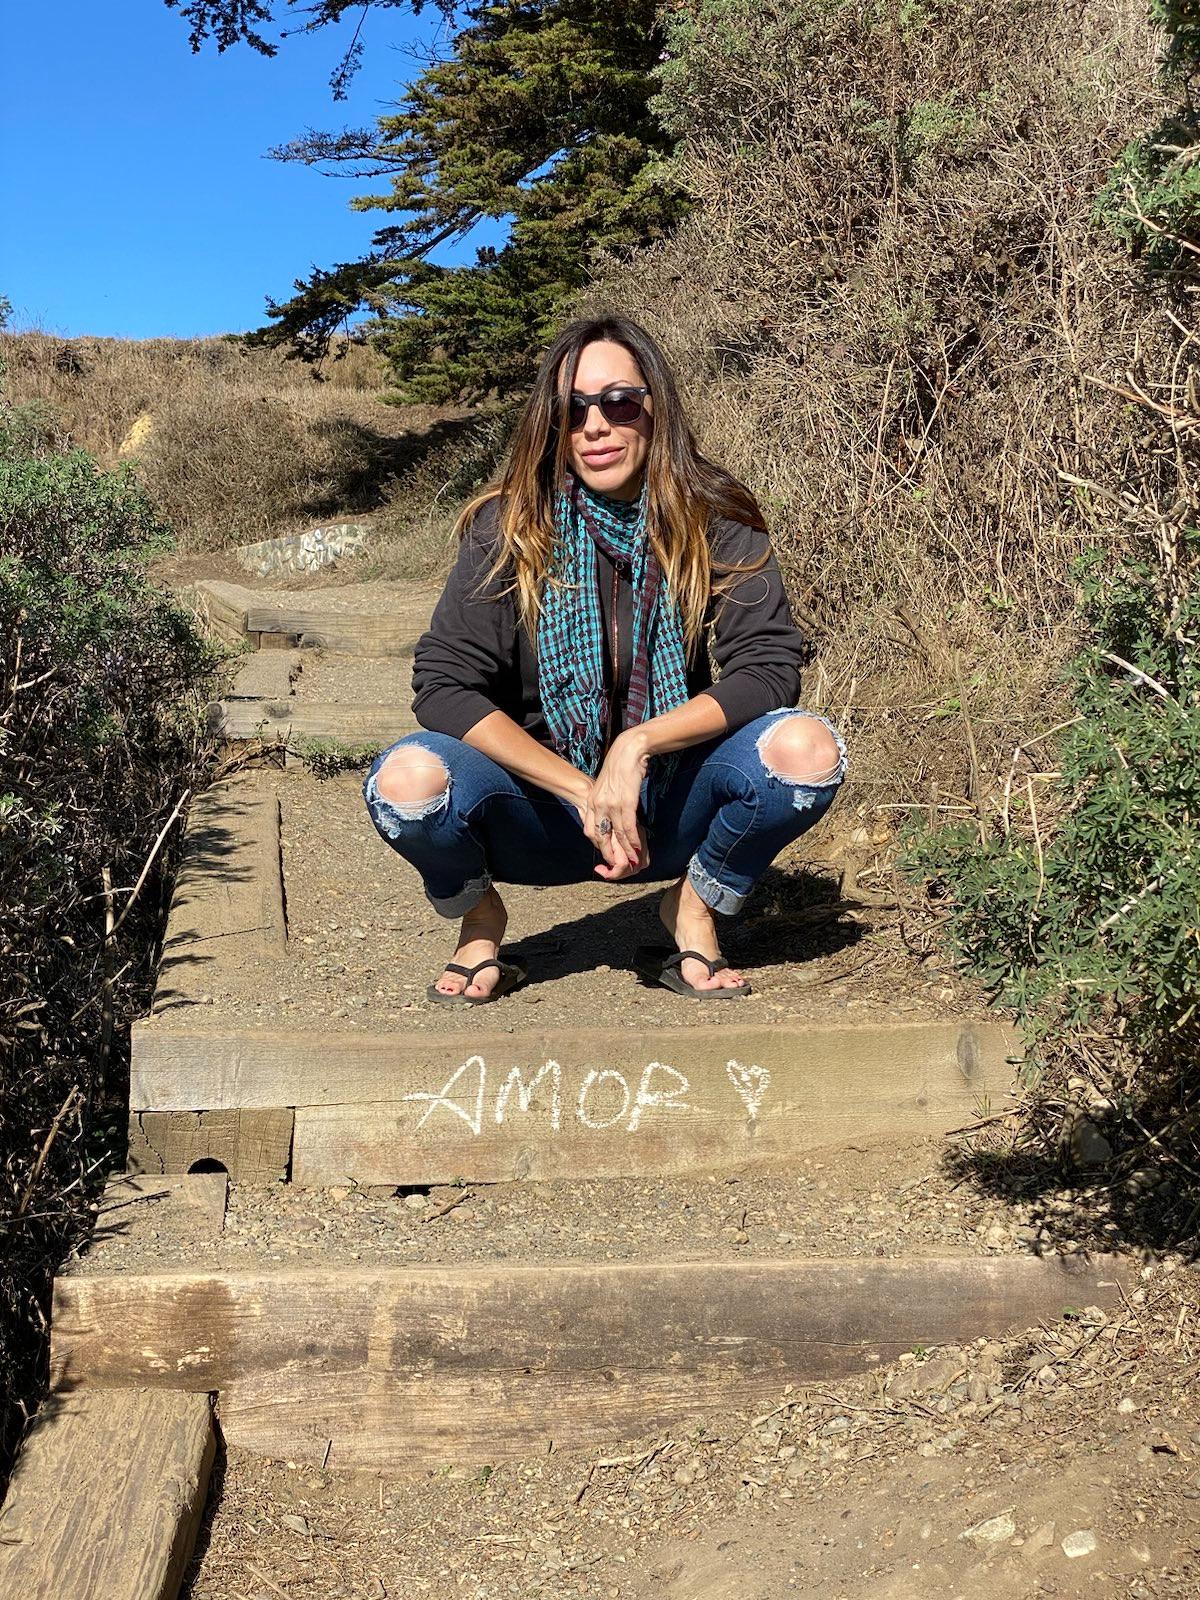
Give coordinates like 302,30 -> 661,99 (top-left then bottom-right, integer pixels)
0,330 -> 485,574
575,0 -> 1167,829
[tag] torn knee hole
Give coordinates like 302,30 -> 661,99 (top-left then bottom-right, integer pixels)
758,717 -> 843,786
372,749 -> 450,816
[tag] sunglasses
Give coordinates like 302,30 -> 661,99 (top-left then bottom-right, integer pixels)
562,385 -> 651,431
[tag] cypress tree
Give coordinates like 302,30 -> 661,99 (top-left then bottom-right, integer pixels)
235,1 -> 691,400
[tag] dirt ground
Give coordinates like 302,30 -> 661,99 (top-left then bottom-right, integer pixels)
288,651 -> 417,708
74,1139 -> 1060,1276
178,1264 -> 1199,1600
163,764 -> 994,1036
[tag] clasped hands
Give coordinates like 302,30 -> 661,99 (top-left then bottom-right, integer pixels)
571,730 -> 650,881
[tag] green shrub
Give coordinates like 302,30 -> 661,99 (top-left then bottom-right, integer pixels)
1095,1 -> 1200,259
292,734 -> 387,777
0,424 -> 220,1475
900,535 -> 1199,1144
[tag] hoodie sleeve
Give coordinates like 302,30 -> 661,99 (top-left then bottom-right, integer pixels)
697,517 -> 805,728
410,496 -> 519,739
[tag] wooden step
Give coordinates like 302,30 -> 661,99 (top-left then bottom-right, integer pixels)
130,1016 -> 1017,1186
129,766 -> 1021,1184
151,770 -> 286,1021
180,577 -> 437,656
0,1388 -> 215,1600
207,697 -> 416,746
51,1243 -> 1127,1471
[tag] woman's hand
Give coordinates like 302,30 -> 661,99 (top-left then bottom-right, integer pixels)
583,731 -> 650,880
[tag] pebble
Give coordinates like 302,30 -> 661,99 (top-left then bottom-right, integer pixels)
961,1510 -> 1016,1546
1061,1530 -> 1097,1559
1022,1521 -> 1056,1561
404,1193 -> 430,1212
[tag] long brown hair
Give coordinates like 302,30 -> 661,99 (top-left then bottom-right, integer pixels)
453,314 -> 768,658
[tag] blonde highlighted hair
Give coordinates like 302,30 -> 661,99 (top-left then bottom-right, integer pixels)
452,314 -> 768,658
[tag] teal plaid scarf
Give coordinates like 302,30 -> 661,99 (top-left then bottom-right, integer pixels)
537,471 -> 689,806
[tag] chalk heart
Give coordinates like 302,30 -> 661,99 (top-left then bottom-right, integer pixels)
726,1059 -> 771,1121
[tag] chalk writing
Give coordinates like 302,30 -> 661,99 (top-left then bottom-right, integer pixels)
628,1061 -> 691,1132
725,1059 -> 771,1121
404,1054 -> 486,1135
402,1056 -> 768,1137
576,1068 -> 633,1130
495,1060 -> 563,1131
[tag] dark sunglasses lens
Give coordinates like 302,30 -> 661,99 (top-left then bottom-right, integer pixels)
567,396 -> 588,429
601,390 -> 644,424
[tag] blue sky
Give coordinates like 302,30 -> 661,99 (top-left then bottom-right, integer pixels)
0,0 -> 508,338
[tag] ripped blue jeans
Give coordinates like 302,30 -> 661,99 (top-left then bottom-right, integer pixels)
362,709 -> 848,918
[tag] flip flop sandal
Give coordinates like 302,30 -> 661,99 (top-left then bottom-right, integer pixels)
632,944 -> 752,1000
427,957 -> 527,1007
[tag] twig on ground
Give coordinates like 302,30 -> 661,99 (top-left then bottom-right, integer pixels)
244,1564 -> 291,1600
421,1189 -> 474,1223
574,1437 -> 674,1504
110,786 -> 192,940
16,1086 -> 82,1218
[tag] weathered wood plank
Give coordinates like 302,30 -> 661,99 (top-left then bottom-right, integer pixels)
179,579 -> 436,656
127,1109 -> 292,1183
176,580 -> 249,647
150,773 -> 286,1017
129,1019 -> 1018,1184
0,1389 -> 215,1599
241,596 -> 433,657
227,651 -> 299,700
50,1255 -> 1126,1468
210,698 -> 416,745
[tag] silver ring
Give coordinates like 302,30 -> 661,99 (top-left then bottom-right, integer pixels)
598,816 -> 613,837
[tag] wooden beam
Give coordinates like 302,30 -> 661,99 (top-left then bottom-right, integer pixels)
210,698 -> 416,745
50,1255 -> 1126,1469
127,1109 -> 292,1184
241,597 -> 433,656
178,579 -> 437,656
129,1019 -> 1018,1185
176,580 -> 248,648
0,1389 -> 215,1599
150,773 -> 286,1017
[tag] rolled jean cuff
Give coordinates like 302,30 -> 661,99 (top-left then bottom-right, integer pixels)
427,871 -> 493,919
686,853 -> 747,917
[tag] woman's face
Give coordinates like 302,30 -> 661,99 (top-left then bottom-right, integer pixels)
561,339 -> 653,502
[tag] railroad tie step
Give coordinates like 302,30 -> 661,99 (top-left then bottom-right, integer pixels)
50,1183 -> 1129,1473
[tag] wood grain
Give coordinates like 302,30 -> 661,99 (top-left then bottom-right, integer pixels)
0,1389 -> 215,1599
50,1255 -> 1126,1469
177,580 -> 247,647
129,1018 -> 1018,1184
150,772 -> 285,1018
178,579 -> 436,655
127,1108 -> 293,1183
211,698 -> 416,745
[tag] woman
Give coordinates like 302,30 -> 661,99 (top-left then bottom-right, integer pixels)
362,314 -> 847,1004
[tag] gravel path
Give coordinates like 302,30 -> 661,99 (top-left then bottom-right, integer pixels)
174,766 -> 996,1035
70,1139 -> 1040,1276
179,1265 -> 1200,1600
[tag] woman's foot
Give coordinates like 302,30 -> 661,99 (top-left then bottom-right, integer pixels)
432,886 -> 509,999
657,876 -> 749,992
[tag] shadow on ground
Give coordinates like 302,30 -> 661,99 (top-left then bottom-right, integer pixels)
503,866 -> 865,987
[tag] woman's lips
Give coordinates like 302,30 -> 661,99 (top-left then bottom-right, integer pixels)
581,447 -> 623,464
